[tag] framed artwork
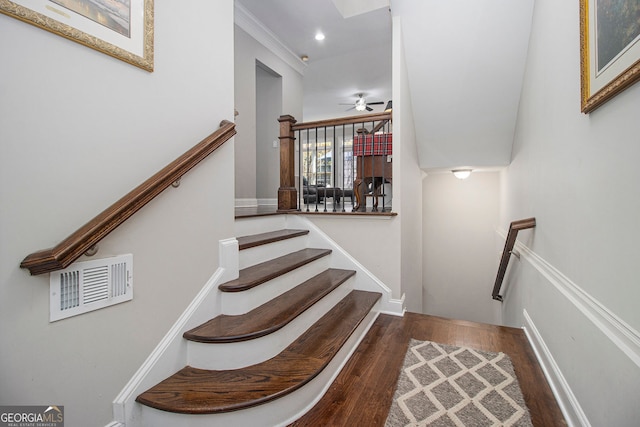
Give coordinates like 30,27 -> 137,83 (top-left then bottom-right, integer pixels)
0,0 -> 153,71
580,0 -> 640,113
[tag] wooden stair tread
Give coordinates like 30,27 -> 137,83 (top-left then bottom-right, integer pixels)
219,248 -> 331,292
184,268 -> 356,343
237,229 -> 309,250
136,290 -> 381,414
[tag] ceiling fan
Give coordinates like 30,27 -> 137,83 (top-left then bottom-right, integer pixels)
340,94 -> 385,112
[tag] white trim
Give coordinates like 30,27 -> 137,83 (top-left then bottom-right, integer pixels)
111,268 -> 225,424
497,229 -> 640,369
235,198 -> 259,208
111,239 -> 238,425
286,215 -> 405,316
234,3 -> 307,75
380,294 -> 406,316
257,198 -> 278,206
235,198 -> 279,207
280,309 -> 380,426
523,310 -> 590,427
297,211 -> 396,220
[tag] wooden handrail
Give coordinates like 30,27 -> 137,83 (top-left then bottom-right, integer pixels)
492,217 -> 536,301
21,120 -> 236,275
291,112 -> 392,131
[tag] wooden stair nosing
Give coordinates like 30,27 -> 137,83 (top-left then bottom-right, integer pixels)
218,248 -> 332,293
136,290 -> 382,414
184,268 -> 356,343
237,229 -> 309,250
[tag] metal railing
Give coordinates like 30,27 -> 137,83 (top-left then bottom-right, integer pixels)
278,112 -> 392,213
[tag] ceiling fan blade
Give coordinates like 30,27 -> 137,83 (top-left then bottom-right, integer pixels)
367,101 -> 384,105
366,106 -> 373,112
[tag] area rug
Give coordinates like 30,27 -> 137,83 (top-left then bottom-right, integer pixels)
385,339 -> 533,427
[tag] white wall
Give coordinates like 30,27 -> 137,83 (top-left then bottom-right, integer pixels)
255,63 -> 282,201
234,25 -> 303,201
0,1 -> 235,425
422,172 -> 501,324
306,215 -> 402,301
394,16 -> 423,313
502,0 -> 640,425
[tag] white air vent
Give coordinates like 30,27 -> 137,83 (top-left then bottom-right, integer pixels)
50,254 -> 133,322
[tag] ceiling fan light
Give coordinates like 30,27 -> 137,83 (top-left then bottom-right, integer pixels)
355,97 -> 367,111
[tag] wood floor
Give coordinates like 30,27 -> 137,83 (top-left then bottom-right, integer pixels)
290,312 -> 567,427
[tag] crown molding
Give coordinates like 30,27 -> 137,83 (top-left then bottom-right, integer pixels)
234,3 -> 307,76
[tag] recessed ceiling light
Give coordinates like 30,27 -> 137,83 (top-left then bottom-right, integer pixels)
315,32 -> 325,41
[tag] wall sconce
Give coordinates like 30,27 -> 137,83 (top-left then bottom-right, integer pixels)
384,101 -> 392,112
452,169 -> 472,179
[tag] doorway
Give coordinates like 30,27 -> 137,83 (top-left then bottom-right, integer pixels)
255,61 -> 283,204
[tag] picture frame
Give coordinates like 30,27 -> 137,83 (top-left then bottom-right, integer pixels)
580,0 -> 640,113
0,0 -> 153,72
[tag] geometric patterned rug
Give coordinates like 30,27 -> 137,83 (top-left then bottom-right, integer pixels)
385,339 -> 533,427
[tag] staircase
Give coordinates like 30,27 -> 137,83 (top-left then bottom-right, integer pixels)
118,214 -> 396,427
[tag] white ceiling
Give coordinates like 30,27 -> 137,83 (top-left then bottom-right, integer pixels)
392,0 -> 534,171
235,0 -> 534,171
236,0 -> 392,120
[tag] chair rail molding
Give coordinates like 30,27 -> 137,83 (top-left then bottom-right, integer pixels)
497,228 -> 640,369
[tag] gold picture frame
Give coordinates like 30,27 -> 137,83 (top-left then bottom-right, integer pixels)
0,0 -> 153,72
580,0 -> 640,113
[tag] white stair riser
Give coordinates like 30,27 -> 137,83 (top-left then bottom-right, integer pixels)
234,215 -> 287,237
220,256 -> 331,315
140,306 -> 380,427
285,215 -> 403,315
239,236 -> 309,269
186,279 -> 354,370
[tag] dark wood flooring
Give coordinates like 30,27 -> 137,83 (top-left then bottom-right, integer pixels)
290,312 -> 567,427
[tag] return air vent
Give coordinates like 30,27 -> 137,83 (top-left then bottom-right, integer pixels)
50,254 -> 133,322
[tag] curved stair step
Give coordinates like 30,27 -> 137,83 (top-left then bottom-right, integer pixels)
219,248 -> 331,292
184,268 -> 356,343
136,290 -> 381,414
237,229 -> 309,250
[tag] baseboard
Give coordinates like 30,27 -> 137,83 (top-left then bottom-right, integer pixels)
235,198 -> 278,207
235,198 -> 258,207
257,198 -> 277,206
111,238 -> 238,425
495,229 -> 640,427
381,294 -> 406,317
522,310 -> 590,427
